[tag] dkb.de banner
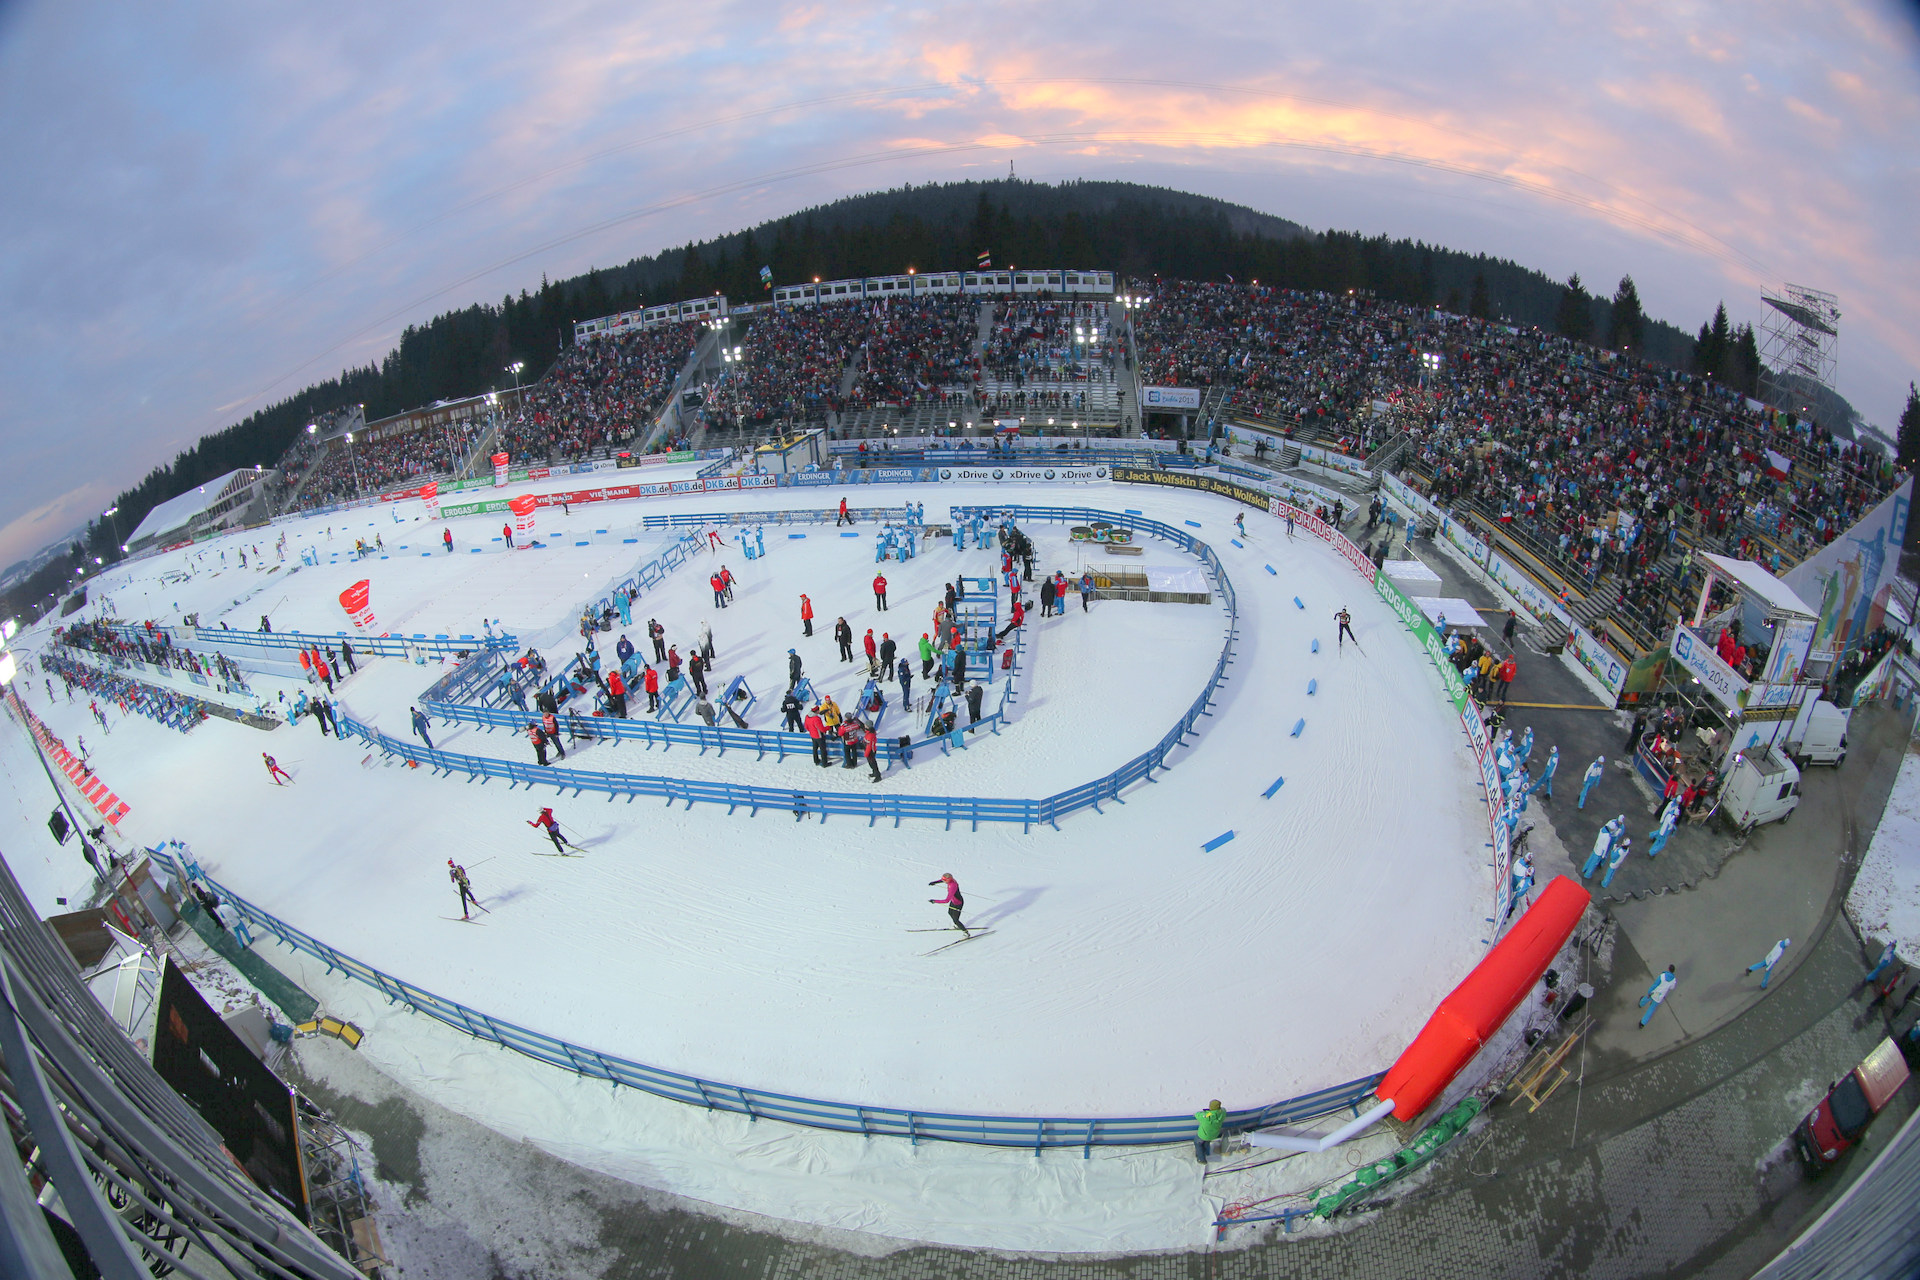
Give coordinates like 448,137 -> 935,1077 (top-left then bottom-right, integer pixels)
1111,466 -> 1267,508
1375,571 -> 1469,713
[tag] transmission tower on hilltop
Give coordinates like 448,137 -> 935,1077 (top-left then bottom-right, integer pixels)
1758,284 -> 1840,420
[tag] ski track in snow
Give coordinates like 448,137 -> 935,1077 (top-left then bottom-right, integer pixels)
6,480 -> 1488,1122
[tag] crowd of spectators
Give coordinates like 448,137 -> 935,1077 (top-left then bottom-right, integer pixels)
502,321 -> 699,464
846,298 -> 979,408
286,418 -> 484,512
704,304 -> 873,430
1132,280 -> 1426,435
56,620 -> 251,693
42,647 -> 213,733
982,301 -> 1109,381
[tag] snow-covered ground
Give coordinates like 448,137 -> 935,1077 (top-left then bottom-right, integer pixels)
1848,734 -> 1920,957
4,473 -> 1493,1250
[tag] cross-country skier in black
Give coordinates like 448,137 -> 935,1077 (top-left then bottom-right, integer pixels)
527,807 -> 579,854
449,860 -> 480,919
929,873 -> 967,932
1335,608 -> 1357,648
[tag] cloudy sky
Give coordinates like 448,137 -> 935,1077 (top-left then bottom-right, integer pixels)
1,0 -> 1915,568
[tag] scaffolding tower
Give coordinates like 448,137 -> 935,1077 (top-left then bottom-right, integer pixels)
1758,285 -> 1840,419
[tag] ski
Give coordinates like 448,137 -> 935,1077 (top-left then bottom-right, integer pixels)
922,930 -> 993,955
531,850 -> 584,858
906,927 -> 969,932
439,917 -> 485,925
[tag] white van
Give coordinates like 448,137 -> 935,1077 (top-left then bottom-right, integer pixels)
1788,699 -> 1851,767
1719,747 -> 1801,832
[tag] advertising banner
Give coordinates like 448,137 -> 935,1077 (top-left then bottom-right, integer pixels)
1141,386 -> 1202,411
491,452 -> 510,487
1670,623 -> 1749,711
526,467 -> 550,481
509,494 -> 538,536
1266,499 -> 1379,585
938,465 -> 1110,484
1113,466 -> 1264,508
1762,617 -> 1816,686
1298,444 -> 1373,482
1564,624 -> 1628,702
1786,479 -> 1911,661
421,481 -> 439,520
1375,571 -> 1468,712
437,498 -> 511,518
338,579 -> 377,633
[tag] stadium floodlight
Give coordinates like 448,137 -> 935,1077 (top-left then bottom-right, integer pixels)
307,422 -> 317,434
0,651 -> 13,687
1,618 -> 16,642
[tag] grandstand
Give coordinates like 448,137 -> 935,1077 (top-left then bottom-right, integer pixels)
124,467 -> 275,553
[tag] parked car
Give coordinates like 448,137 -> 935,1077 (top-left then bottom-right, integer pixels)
1792,1038 -> 1911,1171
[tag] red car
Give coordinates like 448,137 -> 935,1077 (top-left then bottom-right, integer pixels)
1792,1038 -> 1910,1171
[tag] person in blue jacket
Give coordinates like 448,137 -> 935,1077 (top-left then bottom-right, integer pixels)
1578,755 -> 1605,809
410,706 -> 433,750
1533,747 -> 1559,800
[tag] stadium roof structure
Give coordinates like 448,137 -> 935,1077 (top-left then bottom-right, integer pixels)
126,468 -> 269,549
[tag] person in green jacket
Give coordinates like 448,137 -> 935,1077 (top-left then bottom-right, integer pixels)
918,633 -> 936,680
1194,1099 -> 1225,1162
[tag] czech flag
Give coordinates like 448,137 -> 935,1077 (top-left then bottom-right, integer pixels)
1764,448 -> 1791,481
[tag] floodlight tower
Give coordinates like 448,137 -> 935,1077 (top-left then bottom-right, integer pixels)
1758,285 -> 1840,421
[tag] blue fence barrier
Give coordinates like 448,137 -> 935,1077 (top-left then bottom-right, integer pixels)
143,842 -> 1382,1151
169,624 -> 517,661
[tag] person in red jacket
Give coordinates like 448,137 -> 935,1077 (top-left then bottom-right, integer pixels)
443,527 -> 454,553
314,654 -> 334,692
643,664 -> 661,713
527,807 -> 579,854
799,593 -> 814,637
666,646 -> 681,679
606,669 -> 627,717
803,707 -> 829,766
863,628 -> 878,675
503,522 -> 514,548
864,724 -> 882,782
1497,655 -> 1518,705
837,497 -> 851,526
710,572 -> 726,608
873,572 -> 888,611
996,598 -> 1026,641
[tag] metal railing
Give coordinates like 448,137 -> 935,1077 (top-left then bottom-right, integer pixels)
140,842 -> 1380,1153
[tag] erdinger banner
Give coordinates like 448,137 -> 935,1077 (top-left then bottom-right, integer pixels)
509,494 -> 538,536
338,579 -> 377,633
492,452 -> 510,487
420,481 -> 440,519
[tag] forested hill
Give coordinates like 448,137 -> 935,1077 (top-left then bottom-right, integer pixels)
36,178 -> 1719,601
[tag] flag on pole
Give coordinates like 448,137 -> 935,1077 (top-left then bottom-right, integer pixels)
759,265 -> 773,289
1763,448 -> 1792,481
977,250 -> 991,268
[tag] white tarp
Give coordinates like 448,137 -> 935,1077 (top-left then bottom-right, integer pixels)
1700,553 -> 1816,619
1145,565 -> 1210,594
1413,597 -> 1488,628
1384,558 -> 1443,584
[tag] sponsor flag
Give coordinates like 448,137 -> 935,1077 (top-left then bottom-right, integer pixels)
977,250 -> 991,268
759,265 -> 773,289
1764,448 -> 1791,481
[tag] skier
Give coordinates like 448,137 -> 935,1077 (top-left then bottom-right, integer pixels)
1533,747 -> 1558,801
861,628 -> 878,675
1334,607 -> 1357,648
410,706 -> 434,749
1578,756 -> 1605,809
1647,797 -> 1680,857
928,873 -> 968,932
720,565 -> 735,603
503,522 -> 514,549
787,648 -> 803,689
800,593 -> 814,637
449,860 -> 481,920
1638,965 -> 1677,1027
836,618 -> 854,663
837,497 -> 851,526
1744,938 -> 1790,989
262,753 -> 292,785
528,807 -> 579,854
1284,509 -> 1296,538
708,526 -> 723,551
873,572 -> 889,611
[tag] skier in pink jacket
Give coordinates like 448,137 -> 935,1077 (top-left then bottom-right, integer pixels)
928,873 -> 968,933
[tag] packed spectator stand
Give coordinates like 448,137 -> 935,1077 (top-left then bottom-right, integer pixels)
498,320 -> 700,464
56,619 -> 253,696
283,416 -> 485,513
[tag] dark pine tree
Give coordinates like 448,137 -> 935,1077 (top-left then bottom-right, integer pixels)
1608,275 -> 1645,352
1554,273 -> 1593,342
